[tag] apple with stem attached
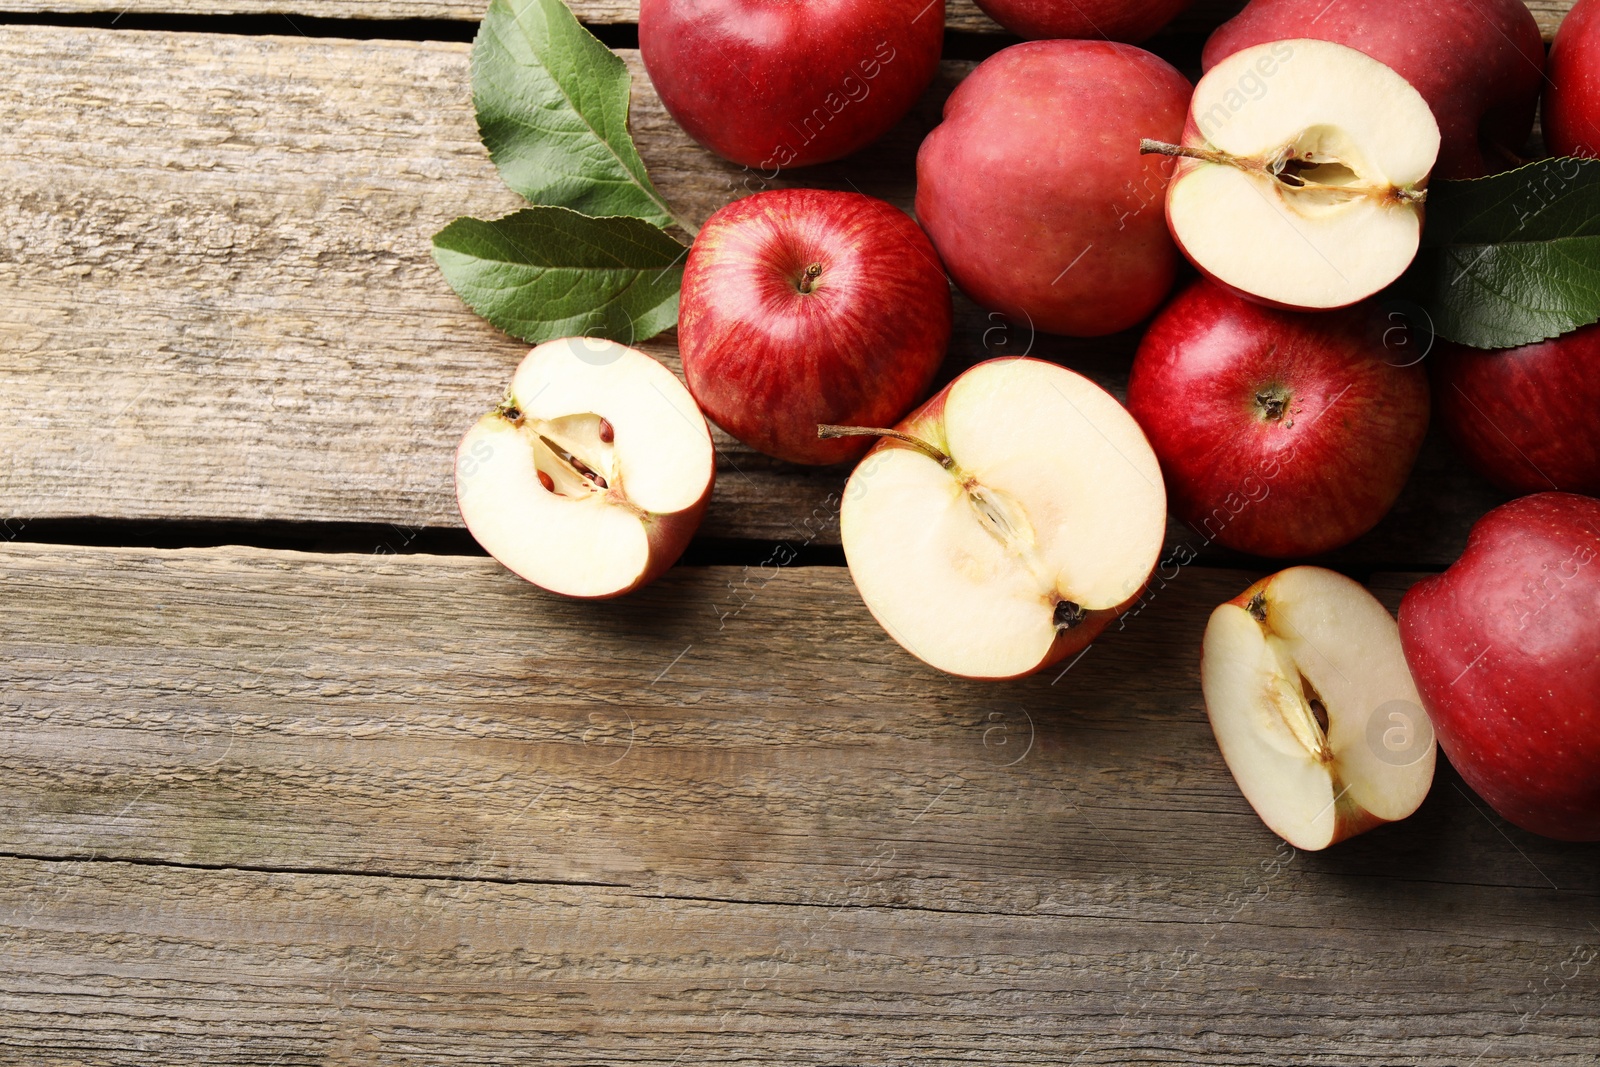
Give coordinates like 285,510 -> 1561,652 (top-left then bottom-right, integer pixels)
456,338 -> 714,598
1399,493 -> 1600,841
1545,0 -> 1600,158
972,0 -> 1193,44
1433,326 -> 1600,497
832,357 -> 1167,680
639,0 -> 944,171
1203,566 -> 1436,851
915,39 -> 1191,337
1127,279 -> 1430,558
1205,0 -> 1544,179
678,189 -> 952,466
1146,39 -> 1439,310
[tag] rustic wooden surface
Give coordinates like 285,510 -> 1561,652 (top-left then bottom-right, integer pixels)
1,544 -> 1597,1065
0,0 -> 1595,1062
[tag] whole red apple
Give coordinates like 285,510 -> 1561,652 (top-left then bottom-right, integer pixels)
914,40 -> 1190,337
678,189 -> 952,466
972,0 -> 1192,43
1204,0 -> 1544,179
1545,0 -> 1600,157
1126,280 -> 1430,558
1433,325 -> 1600,497
639,0 -> 943,171
1399,493 -> 1600,841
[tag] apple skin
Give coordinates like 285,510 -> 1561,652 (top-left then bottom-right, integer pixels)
914,40 -> 1191,337
639,0 -> 943,170
859,357 -> 1153,679
1203,0 -> 1544,179
678,188 -> 953,466
971,0 -> 1192,43
1399,493 -> 1600,841
1545,0 -> 1600,158
1433,326 -> 1600,497
1126,280 -> 1430,558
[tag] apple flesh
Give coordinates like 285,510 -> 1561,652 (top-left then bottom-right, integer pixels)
1127,279 -> 1430,558
1545,0 -> 1600,158
1205,0 -> 1545,179
1154,39 -> 1439,311
456,338 -> 714,599
836,357 -> 1167,680
1399,493 -> 1600,842
1433,326 -> 1600,497
971,0 -> 1192,43
639,0 -> 943,171
915,40 -> 1191,337
1203,567 -> 1436,851
678,188 -> 952,466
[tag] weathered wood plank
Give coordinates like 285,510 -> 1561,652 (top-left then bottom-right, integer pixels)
0,0 -> 1577,42
0,543 -> 1596,1062
0,26 -> 1509,561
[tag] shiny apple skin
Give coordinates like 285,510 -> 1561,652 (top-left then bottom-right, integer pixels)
972,0 -> 1193,43
1399,493 -> 1600,841
1433,326 -> 1600,497
1127,280 -> 1430,558
1204,0 -> 1544,179
915,40 -> 1191,337
678,189 -> 953,466
1545,0 -> 1600,157
639,0 -> 943,170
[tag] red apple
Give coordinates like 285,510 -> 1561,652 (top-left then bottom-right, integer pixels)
914,40 -> 1191,337
836,357 -> 1167,679
1126,279 -> 1430,558
678,188 -> 952,466
1204,0 -> 1545,179
1433,326 -> 1600,497
1399,493 -> 1600,841
456,339 -> 715,599
639,0 -> 943,171
972,0 -> 1192,43
1545,0 -> 1600,157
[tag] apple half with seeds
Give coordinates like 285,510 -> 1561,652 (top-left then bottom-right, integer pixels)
1202,566 -> 1435,850
456,338 -> 715,599
831,357 -> 1167,680
1147,38 -> 1440,310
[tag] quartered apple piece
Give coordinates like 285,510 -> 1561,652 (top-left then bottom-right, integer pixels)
834,357 -> 1167,680
456,338 -> 714,599
1150,39 -> 1440,309
1202,566 -> 1435,850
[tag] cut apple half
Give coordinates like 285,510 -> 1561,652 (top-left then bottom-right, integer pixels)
834,357 -> 1167,680
1149,39 -> 1440,310
1201,566 -> 1435,850
456,338 -> 714,599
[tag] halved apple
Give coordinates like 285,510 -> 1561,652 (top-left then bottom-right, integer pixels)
833,357 -> 1167,680
1202,566 -> 1435,850
456,338 -> 715,599
1148,39 -> 1440,310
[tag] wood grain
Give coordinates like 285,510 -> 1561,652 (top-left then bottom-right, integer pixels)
0,541 -> 1596,1063
0,0 -> 1578,41
0,25 -> 1510,562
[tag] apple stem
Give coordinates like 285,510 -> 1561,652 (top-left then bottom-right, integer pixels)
817,424 -> 953,469
1139,138 -> 1239,168
798,263 -> 824,294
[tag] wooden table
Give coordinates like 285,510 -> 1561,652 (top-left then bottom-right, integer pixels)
2,1 -> 1596,1062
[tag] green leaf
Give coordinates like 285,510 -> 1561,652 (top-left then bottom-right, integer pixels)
472,0 -> 675,228
433,207 -> 686,344
1398,158 -> 1600,349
